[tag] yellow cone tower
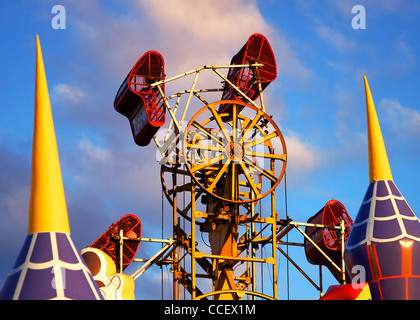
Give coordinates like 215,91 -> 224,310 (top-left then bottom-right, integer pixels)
28,35 -> 70,234
364,75 -> 393,183
0,35 -> 102,300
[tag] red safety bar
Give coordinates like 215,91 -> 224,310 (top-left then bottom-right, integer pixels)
114,51 -> 165,146
304,200 -> 353,284
88,214 -> 142,271
219,33 -> 277,115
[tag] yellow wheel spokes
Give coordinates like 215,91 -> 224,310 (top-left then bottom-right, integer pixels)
184,100 -> 287,204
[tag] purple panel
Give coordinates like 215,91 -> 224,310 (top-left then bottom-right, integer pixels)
403,219 -> 420,238
376,181 -> 390,197
0,270 -> 21,300
346,222 -> 367,247
374,199 -> 395,218
367,281 -> 381,300
412,243 -> 420,276
395,199 -> 416,218
355,202 -> 371,222
30,233 -> 53,263
345,244 -> 376,282
374,241 -> 402,277
13,234 -> 33,268
388,181 -> 402,197
362,182 -> 375,202
378,277 -> 407,300
63,269 -> 100,300
372,219 -> 402,240
19,268 -> 56,300
408,277 -> 420,299
56,233 -> 79,264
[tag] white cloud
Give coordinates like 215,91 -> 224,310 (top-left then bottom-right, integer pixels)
68,137 -> 161,208
379,98 -> 420,139
389,34 -> 416,76
397,37 -> 414,63
134,0 -> 272,72
76,138 -> 112,166
315,24 -> 354,51
148,0 -> 311,86
283,131 -> 320,183
66,0 -> 311,90
52,83 -> 87,104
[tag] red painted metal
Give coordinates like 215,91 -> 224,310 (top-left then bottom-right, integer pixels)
114,51 -> 165,146
88,214 -> 142,271
219,33 -> 277,114
304,200 -> 353,284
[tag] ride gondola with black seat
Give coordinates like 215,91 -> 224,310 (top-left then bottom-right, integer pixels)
114,51 -> 166,146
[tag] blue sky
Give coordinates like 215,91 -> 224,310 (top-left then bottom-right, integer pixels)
1,0 -> 419,300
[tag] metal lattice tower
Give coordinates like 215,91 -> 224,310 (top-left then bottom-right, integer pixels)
112,34 -> 350,300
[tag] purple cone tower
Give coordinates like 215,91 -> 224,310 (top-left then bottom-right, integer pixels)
344,76 -> 420,300
0,36 -> 102,300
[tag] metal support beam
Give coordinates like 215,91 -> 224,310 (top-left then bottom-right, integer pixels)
292,223 -> 343,274
276,244 -> 321,292
131,239 -> 177,280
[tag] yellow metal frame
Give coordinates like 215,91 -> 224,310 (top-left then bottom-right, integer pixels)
117,62 -> 348,300
120,210 -> 348,299
152,63 -> 265,162
151,62 -> 281,300
193,289 -> 276,300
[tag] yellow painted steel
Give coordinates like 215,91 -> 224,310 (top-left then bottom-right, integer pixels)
193,289 -> 275,300
364,75 -> 393,183
356,283 -> 372,300
28,35 -> 70,234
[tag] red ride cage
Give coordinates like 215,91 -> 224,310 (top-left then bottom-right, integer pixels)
219,33 -> 277,114
88,214 -> 142,271
114,51 -> 165,146
304,200 -> 353,284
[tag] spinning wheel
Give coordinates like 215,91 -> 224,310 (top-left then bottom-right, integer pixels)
183,100 -> 287,204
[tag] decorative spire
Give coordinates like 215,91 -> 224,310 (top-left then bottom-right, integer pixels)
364,75 -> 393,183
344,76 -> 420,300
28,35 -> 70,234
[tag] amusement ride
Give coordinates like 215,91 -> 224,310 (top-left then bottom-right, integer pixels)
3,33 -> 418,301
104,33 -> 352,300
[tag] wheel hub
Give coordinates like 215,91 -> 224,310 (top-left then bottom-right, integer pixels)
226,141 -> 244,162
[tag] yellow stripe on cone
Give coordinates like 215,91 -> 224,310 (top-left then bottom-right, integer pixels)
364,75 -> 393,183
28,35 -> 70,234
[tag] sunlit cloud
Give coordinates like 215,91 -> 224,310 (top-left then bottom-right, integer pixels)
379,98 -> 420,140
283,131 -> 320,184
52,83 -> 87,103
315,24 -> 355,51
